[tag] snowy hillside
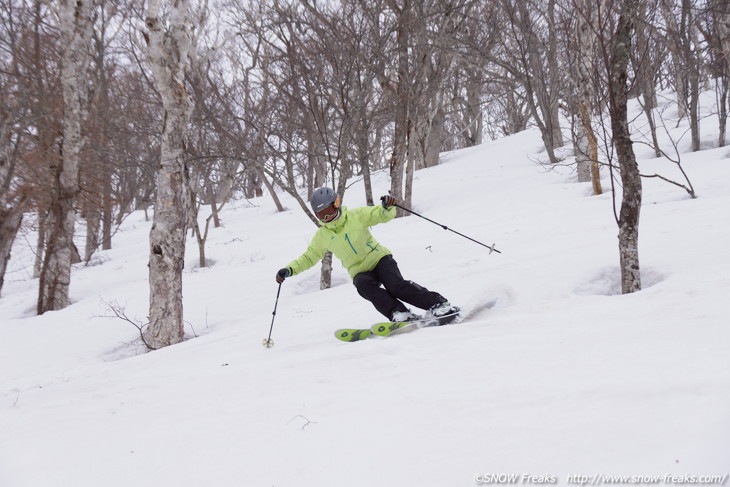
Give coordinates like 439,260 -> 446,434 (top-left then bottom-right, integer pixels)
1,110 -> 729,485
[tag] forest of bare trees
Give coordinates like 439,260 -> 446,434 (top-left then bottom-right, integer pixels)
1,0 -> 728,346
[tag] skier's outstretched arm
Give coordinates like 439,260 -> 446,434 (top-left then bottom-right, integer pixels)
358,198 -> 396,226
276,234 -> 326,282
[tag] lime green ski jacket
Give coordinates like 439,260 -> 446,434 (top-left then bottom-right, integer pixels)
286,205 -> 396,279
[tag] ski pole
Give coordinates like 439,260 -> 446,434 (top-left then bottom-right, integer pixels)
263,282 -> 282,348
392,201 -> 501,254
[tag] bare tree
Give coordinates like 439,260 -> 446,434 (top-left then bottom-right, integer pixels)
383,0 -> 411,212
502,0 -> 565,163
569,0 -> 603,194
632,0 -> 663,157
717,0 -> 730,147
360,0 -> 473,212
464,0 -> 565,160
0,0 -> 32,296
143,0 -> 194,348
4,0 -> 65,284
448,67 -> 486,148
699,0 -> 730,147
37,0 -> 93,313
403,0 -> 471,216
660,0 -> 703,151
0,108 -> 28,296
606,0 -> 643,294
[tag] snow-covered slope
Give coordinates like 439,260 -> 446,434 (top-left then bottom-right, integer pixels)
1,112 -> 729,486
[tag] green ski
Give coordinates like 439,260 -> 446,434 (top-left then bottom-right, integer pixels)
335,308 -> 461,342
370,321 -> 415,337
334,328 -> 373,342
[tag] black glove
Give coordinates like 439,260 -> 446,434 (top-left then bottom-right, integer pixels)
276,267 -> 291,284
381,195 -> 397,209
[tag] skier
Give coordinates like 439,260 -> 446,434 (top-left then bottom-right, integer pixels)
275,187 -> 457,323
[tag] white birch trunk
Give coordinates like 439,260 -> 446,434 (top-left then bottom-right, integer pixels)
611,0 -> 642,294
143,0 -> 194,348
719,3 -> 730,147
574,0 -> 593,183
573,0 -> 602,194
320,251 -> 333,290
37,0 -> 92,314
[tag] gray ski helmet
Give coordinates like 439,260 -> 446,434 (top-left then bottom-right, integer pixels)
310,187 -> 339,212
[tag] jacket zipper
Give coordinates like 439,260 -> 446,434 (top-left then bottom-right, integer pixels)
345,234 -> 358,254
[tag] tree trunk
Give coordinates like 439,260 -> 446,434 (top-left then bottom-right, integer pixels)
144,0 -> 194,349
37,0 -> 92,314
33,210 -> 46,278
404,118 -> 416,211
610,0 -> 642,295
573,0 -> 601,194
634,3 -> 661,158
390,99 -> 408,217
515,0 -> 562,163
318,242 -> 333,292
0,205 -> 24,296
641,98 -> 662,157
359,113 -> 374,206
660,0 -> 689,120
304,110 -> 326,191
465,72 -> 483,147
191,200 -> 210,269
257,166 -> 284,212
320,251 -> 333,290
198,236 -> 206,268
688,68 -> 701,151
574,103 -> 592,182
210,200 -> 220,228
0,115 -> 27,296
718,2 -> 730,147
578,103 -> 602,195
100,174 -> 113,250
84,191 -> 101,263
545,0 -> 563,151
680,0 -> 701,151
389,0 -> 411,217
425,106 -> 445,168
719,79 -> 728,148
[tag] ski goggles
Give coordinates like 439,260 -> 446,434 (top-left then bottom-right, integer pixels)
316,202 -> 340,222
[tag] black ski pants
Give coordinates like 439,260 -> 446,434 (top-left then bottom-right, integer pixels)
353,254 -> 446,320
